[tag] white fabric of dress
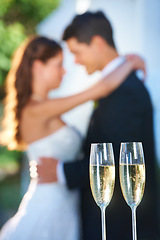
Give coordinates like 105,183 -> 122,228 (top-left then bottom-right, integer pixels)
0,126 -> 82,240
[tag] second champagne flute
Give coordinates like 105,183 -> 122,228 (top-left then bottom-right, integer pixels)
90,143 -> 115,240
119,142 -> 145,240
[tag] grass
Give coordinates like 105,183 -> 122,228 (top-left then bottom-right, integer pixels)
0,174 -> 22,211
0,147 -> 23,222
0,172 -> 22,228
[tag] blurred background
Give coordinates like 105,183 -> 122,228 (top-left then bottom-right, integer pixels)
0,0 -> 160,228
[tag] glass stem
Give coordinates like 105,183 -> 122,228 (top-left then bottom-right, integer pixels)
131,206 -> 137,240
101,207 -> 106,240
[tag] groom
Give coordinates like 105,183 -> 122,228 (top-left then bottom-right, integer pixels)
38,11 -> 159,239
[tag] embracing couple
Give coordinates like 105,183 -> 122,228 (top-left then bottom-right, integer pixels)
0,11 -> 159,240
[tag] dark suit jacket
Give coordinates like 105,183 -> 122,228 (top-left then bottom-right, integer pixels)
64,72 -> 159,240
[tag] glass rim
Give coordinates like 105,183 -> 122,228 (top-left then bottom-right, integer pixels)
120,142 -> 142,144
91,142 -> 113,145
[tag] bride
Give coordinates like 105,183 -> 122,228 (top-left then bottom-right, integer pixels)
0,36 -> 145,240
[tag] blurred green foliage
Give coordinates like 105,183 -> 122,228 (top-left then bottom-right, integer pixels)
0,20 -> 26,86
0,146 -> 21,175
0,0 -> 60,90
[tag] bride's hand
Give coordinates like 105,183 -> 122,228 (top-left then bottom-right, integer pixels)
125,54 -> 146,81
36,157 -> 58,183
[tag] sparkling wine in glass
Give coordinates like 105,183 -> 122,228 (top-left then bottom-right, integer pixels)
119,142 -> 145,240
90,143 -> 115,240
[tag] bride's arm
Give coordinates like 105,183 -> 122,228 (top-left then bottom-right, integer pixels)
30,55 -> 145,119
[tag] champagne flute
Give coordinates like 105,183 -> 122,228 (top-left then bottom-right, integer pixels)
90,143 -> 115,240
119,142 -> 145,240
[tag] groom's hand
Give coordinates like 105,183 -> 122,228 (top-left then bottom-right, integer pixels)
37,157 -> 58,183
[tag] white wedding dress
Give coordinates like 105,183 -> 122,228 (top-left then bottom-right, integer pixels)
0,126 -> 83,240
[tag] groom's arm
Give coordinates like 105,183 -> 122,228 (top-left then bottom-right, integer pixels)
63,157 -> 89,189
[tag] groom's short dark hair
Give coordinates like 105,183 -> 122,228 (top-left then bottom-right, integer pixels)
62,11 -> 116,49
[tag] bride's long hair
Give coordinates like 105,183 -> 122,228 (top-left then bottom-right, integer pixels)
1,36 -> 62,151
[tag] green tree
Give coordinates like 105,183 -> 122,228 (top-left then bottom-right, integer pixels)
0,0 -> 60,93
